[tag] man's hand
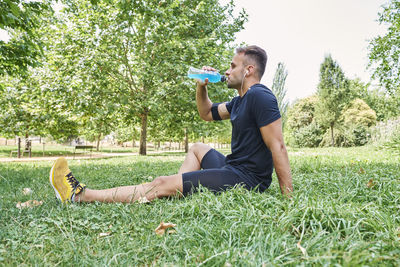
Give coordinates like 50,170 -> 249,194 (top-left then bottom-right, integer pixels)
196,78 -> 209,88
195,66 -> 230,121
196,66 -> 216,87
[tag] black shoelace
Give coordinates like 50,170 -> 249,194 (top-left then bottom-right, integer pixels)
66,172 -> 80,190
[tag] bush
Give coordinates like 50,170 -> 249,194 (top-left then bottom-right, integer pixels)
319,99 -> 376,147
341,99 -> 377,127
292,121 -> 324,147
286,95 -> 325,147
372,117 -> 400,154
320,125 -> 370,147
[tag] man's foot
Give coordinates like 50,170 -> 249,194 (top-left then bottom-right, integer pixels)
49,157 -> 86,203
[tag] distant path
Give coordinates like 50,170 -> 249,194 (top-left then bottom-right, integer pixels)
0,150 -> 184,163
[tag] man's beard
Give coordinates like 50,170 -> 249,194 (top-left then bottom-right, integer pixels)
227,79 -> 240,89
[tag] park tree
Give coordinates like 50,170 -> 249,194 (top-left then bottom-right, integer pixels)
31,3 -> 125,147
153,58 -> 236,152
0,71 -> 51,144
50,0 -> 246,155
368,0 -> 400,95
315,55 -> 350,146
0,0 -> 52,76
271,62 -> 289,129
348,78 -> 400,121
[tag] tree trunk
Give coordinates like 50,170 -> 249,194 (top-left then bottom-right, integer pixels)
139,111 -> 148,155
17,137 -> 21,158
184,128 -> 189,153
25,133 -> 29,151
96,132 -> 101,151
330,123 -> 334,147
132,138 -> 135,148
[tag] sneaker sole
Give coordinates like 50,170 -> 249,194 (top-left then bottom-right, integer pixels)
49,163 -> 63,202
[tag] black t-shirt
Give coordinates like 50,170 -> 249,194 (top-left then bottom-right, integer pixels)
225,83 -> 281,186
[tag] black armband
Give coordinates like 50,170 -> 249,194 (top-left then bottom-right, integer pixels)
211,103 -> 222,121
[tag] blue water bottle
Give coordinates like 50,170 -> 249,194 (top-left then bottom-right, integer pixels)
187,67 -> 226,83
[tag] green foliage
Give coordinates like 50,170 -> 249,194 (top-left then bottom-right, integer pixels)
113,124 -> 140,145
341,99 -> 377,127
382,128 -> 400,153
0,74 -> 47,138
286,96 -> 376,148
370,117 -> 400,153
320,99 -> 376,147
320,125 -> 369,147
292,121 -> 324,147
368,0 -> 400,95
287,95 -> 318,129
286,95 -> 324,147
315,55 -> 351,146
1,147 -> 400,265
348,78 -> 400,121
0,0 -> 52,76
365,90 -> 400,121
42,0 -> 247,153
271,62 -> 288,129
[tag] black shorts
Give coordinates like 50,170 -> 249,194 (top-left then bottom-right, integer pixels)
182,149 -> 269,196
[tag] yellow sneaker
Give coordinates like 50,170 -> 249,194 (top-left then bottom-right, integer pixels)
49,157 -> 86,203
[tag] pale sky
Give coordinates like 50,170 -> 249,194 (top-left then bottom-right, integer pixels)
229,0 -> 389,102
1,0 -> 388,103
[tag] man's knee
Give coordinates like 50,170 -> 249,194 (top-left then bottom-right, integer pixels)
189,142 -> 211,156
150,175 -> 182,196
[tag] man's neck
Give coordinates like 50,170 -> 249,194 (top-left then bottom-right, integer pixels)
237,79 -> 260,97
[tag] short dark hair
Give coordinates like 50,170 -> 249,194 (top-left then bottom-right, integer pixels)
236,45 -> 267,79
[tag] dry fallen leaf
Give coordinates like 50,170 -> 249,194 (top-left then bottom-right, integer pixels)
138,196 -> 150,204
167,229 -> 177,234
22,188 -> 33,195
396,227 -> 400,238
155,222 -> 176,236
359,167 -> 365,174
16,200 -> 43,209
367,179 -> 375,188
297,241 -> 307,256
99,232 -> 111,237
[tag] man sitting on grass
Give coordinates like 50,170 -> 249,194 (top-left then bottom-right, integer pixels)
49,45 -> 293,203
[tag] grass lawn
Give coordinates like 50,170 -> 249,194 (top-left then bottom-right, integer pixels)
0,146 -> 399,265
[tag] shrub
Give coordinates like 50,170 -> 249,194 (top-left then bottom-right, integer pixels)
320,99 -> 376,147
286,95 -> 325,147
341,99 -> 377,127
320,125 -> 370,147
292,121 -> 324,147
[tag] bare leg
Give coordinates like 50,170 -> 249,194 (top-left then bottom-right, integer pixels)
76,174 -> 183,203
178,142 -> 212,174
75,143 -> 211,203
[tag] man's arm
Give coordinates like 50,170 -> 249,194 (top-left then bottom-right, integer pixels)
259,118 -> 293,196
196,79 -> 230,121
